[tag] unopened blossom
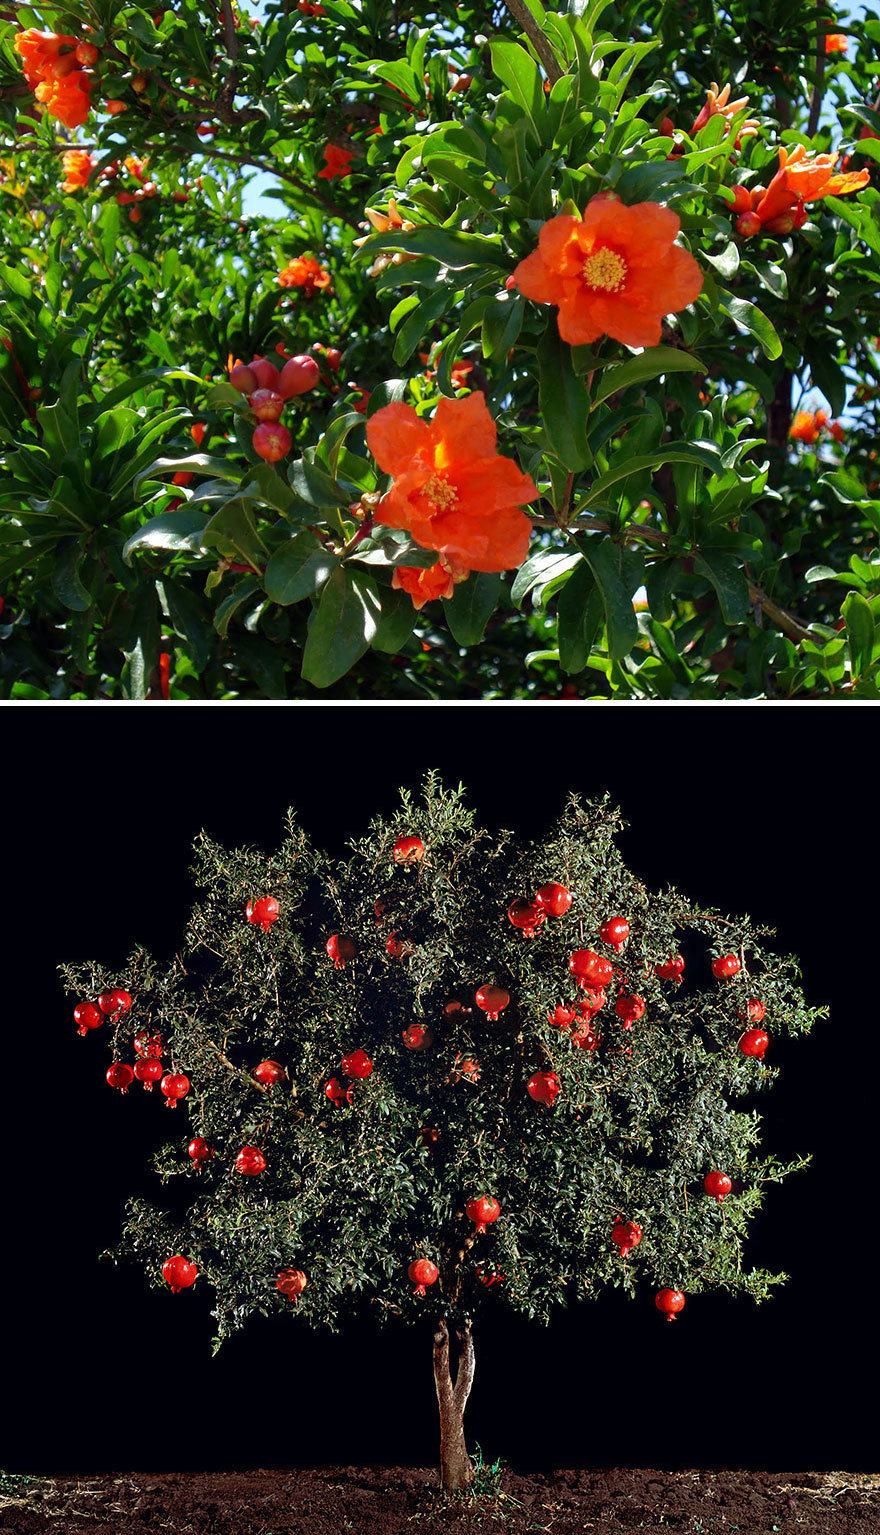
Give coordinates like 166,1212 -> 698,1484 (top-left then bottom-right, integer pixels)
60,149 -> 95,192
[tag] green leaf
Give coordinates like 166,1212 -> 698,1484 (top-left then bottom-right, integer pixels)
842,591 -> 875,680
301,566 -> 380,687
201,500 -> 267,570
556,559 -> 603,674
442,572 -> 501,645
0,260 -> 32,300
51,538 -> 92,612
289,455 -> 351,508
579,440 -> 719,509
241,460 -> 297,515
577,537 -> 644,659
392,288 -> 450,365
692,549 -> 750,624
371,584 -> 417,653
358,228 -> 506,271
481,294 -> 524,361
123,511 -> 210,564
264,533 -> 339,605
511,548 -> 580,608
591,347 -> 706,406
490,38 -> 544,145
538,324 -> 590,471
719,295 -> 782,360
157,577 -> 214,672
214,573 -> 261,638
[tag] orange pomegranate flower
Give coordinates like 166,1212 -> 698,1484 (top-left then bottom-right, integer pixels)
278,255 -> 331,294
318,144 -> 354,181
34,68 -> 92,127
366,391 -> 538,573
754,144 -> 870,226
14,29 -> 77,87
690,81 -> 760,141
392,558 -> 469,609
61,149 -> 95,192
790,411 -> 821,444
825,33 -> 848,53
513,194 -> 703,349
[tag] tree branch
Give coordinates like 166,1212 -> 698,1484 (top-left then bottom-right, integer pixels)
453,1318 -> 475,1414
502,0 -> 564,85
806,0 -> 826,138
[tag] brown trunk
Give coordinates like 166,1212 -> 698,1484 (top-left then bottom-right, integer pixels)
432,1318 -> 475,1493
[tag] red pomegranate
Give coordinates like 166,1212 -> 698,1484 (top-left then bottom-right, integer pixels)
98,989 -> 132,1016
374,891 -> 404,923
408,1258 -> 439,1295
106,1062 -> 134,1093
188,1137 -> 214,1165
386,932 -> 414,959
250,357 -> 281,391
655,954 -> 685,981
133,1031 -> 163,1058
235,1146 -> 267,1175
507,898 -> 546,939
712,954 -> 742,980
535,882 -> 572,917
548,1004 -> 575,1029
569,950 -> 613,988
452,1054 -> 481,1082
246,896 -> 280,932
571,1021 -> 601,1051
418,1126 -> 440,1150
739,1028 -> 769,1059
254,1060 -> 286,1087
324,1077 -> 353,1105
402,1024 -> 434,1051
578,987 -> 606,1016
160,1071 -> 191,1108
163,1254 -> 198,1292
703,1170 -> 732,1204
739,999 -> 766,1024
466,1195 -> 501,1234
655,1288 -> 686,1321
249,388 -> 285,422
74,1002 -> 103,1035
341,1049 -> 373,1079
277,1268 -> 308,1301
475,984 -> 510,1021
392,835 -> 424,864
612,1219 -> 643,1258
326,934 -> 356,969
133,1058 -> 164,1090
615,995 -> 645,1030
527,1071 -> 560,1105
476,1265 -> 505,1287
599,917 -> 630,952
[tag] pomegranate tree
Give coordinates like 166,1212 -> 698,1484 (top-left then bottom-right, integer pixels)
61,776 -> 820,1494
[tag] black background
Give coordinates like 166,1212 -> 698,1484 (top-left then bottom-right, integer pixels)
3,707 -> 874,1475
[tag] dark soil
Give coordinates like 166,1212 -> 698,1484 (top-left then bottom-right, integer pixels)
1,1467 -> 878,1535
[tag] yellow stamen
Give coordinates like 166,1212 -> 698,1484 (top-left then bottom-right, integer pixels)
423,473 -> 458,511
582,247 -> 628,293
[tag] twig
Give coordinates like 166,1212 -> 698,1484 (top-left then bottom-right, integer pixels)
502,0 -> 564,86
806,0 -> 826,138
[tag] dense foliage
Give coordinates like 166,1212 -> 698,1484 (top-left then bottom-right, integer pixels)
60,775 -> 820,1351
3,0 -> 880,697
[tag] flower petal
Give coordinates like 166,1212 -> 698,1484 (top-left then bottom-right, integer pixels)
431,390 -> 497,467
366,402 -> 432,477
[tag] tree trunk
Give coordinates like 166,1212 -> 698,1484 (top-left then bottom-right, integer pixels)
432,1318 -> 475,1494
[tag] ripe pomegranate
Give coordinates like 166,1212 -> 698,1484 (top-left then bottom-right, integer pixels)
507,898 -> 546,939
392,835 -> 424,864
74,1002 -> 103,1035
278,354 -> 320,397
163,1255 -> 198,1292
739,999 -> 765,1024
527,1071 -> 560,1105
326,933 -> 356,969
236,1146 -> 267,1175
466,1195 -> 500,1234
578,987 -> 606,1016
106,1062 -> 134,1093
160,1071 -> 190,1108
569,950 -> 613,988
277,1268 -> 307,1301
571,1021 -> 601,1051
402,1024 -> 434,1050
535,882 -> 572,917
134,1031 -> 163,1057
134,1058 -> 164,1090
655,1288 -> 686,1320
254,1060 -> 286,1087
475,984 -> 510,1021
253,422 -> 292,461
325,1077 -> 353,1105
612,1219 -> 642,1258
408,1258 -> 438,1295
712,954 -> 742,980
246,896 -> 280,932
341,1049 -> 373,1079
98,989 -> 132,1016
188,1137 -> 214,1165
599,916 -> 630,951
615,995 -> 645,1030
452,1054 -> 480,1082
547,1004 -> 575,1029
739,1028 -> 769,1059
703,1170 -> 732,1204
655,954 -> 685,981
386,932 -> 414,959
